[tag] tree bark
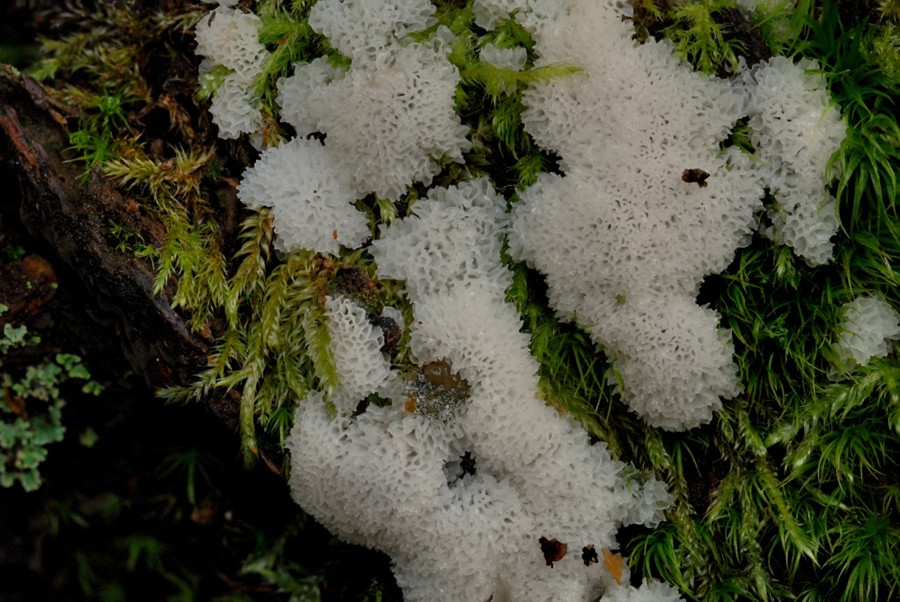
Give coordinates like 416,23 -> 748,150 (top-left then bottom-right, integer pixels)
0,64 -> 238,429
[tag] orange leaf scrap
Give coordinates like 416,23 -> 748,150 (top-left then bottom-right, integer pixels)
601,547 -> 624,584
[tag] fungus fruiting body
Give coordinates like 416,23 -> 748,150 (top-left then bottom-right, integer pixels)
195,0 -> 853,599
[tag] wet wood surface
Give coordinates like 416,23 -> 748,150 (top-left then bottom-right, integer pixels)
0,64 -> 238,429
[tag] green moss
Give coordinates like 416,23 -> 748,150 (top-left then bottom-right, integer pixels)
665,0 -> 744,75
254,0 -> 323,117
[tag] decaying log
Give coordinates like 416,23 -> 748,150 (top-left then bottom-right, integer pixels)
0,64 -> 239,429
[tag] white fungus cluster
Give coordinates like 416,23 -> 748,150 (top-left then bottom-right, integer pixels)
307,0 -> 437,64
480,43 -> 529,71
323,295 -> 394,414
236,138 -> 369,254
502,0 -> 760,430
194,3 -> 267,139
221,0 -> 471,253
833,296 -> 900,372
473,0 -> 566,32
624,476 -> 674,528
196,0 -> 852,597
743,56 -> 847,266
293,40 -> 471,200
290,179 -> 676,601
274,57 -> 341,137
369,177 -> 511,301
602,579 -> 683,602
276,0 -> 470,201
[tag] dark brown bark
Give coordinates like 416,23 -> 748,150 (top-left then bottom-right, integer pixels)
0,64 -> 238,429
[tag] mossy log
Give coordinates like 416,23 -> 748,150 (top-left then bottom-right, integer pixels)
0,64 -> 239,429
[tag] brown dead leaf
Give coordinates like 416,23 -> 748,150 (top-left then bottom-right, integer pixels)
539,536 -> 568,568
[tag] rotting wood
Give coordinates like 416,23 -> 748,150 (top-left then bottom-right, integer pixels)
0,64 -> 239,429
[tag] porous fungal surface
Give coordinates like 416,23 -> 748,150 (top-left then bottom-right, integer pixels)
742,56 -> 847,266
195,0 -> 851,599
237,138 -> 370,255
194,3 -> 267,139
502,0 -> 845,430
291,178 -> 675,601
833,296 -> 900,372
277,0 -> 470,202
506,0 -> 760,430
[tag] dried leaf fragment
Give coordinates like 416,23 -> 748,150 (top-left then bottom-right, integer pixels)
539,536 -> 568,567
682,168 -> 710,188
602,547 -> 624,584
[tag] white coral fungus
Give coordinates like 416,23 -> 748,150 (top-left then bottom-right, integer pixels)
834,296 -> 900,372
743,56 -> 847,266
237,0 -> 470,252
480,43 -> 529,71
308,0 -> 437,64
506,1 -> 760,430
275,57 -> 341,136
370,177 -> 511,301
197,0 -> 854,598
289,179 -> 674,601
194,5 -> 267,138
324,296 -> 394,414
237,138 -> 369,255
306,41 -> 471,200
278,37 -> 470,201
